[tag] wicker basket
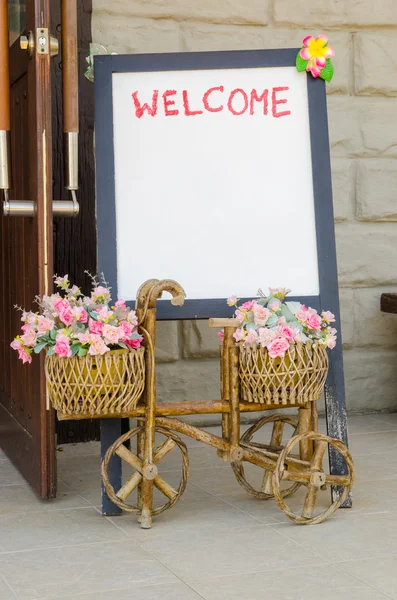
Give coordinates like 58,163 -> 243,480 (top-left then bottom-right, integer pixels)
239,342 -> 328,405
45,348 -> 145,417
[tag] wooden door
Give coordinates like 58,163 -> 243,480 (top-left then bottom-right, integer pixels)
0,0 -> 56,498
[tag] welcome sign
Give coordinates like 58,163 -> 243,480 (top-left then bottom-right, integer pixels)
95,48 -> 349,501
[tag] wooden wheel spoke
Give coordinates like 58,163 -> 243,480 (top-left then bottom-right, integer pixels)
325,474 -> 351,487
153,475 -> 178,500
154,438 -> 176,463
115,444 -> 143,472
116,472 -> 142,501
261,420 -> 284,494
302,484 -> 318,519
310,440 -> 327,471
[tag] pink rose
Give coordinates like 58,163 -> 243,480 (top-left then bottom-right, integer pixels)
126,336 -> 143,350
306,313 -> 322,331
235,310 -> 245,323
91,286 -> 111,303
18,347 -> 32,364
267,337 -> 290,358
227,295 -> 238,307
22,312 -> 38,326
10,338 -> 22,350
327,335 -> 337,349
269,299 -> 281,312
252,304 -> 270,326
21,326 -> 37,347
217,331 -> 225,342
322,311 -> 335,323
102,324 -> 123,345
233,327 -> 245,342
96,306 -> 112,322
127,310 -> 138,327
77,332 -> 91,344
278,316 -> 287,326
71,307 -> 88,323
280,326 -> 295,343
37,316 -> 55,336
88,335 -> 109,356
244,329 -> 258,346
241,300 -> 256,311
115,299 -> 127,309
296,309 -> 309,322
119,321 -> 133,339
88,318 -> 104,335
54,338 -> 72,358
258,327 -> 276,347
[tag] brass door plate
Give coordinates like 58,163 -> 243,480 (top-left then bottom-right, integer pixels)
20,29 -> 58,58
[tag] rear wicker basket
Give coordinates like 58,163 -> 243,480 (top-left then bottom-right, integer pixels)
239,342 -> 328,405
45,348 -> 145,418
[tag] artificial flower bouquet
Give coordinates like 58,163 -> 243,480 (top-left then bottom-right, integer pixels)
11,275 -> 145,417
223,287 -> 335,405
11,274 -> 143,364
225,287 -> 336,356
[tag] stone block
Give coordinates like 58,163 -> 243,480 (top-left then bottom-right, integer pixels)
92,15 -> 181,54
356,159 -> 397,221
353,287 -> 397,348
273,0 -> 397,27
155,321 -> 180,363
359,98 -> 397,157
339,288 -> 354,347
156,359 -> 221,402
331,159 -> 355,222
344,349 -> 397,413
181,25 -> 350,94
328,97 -> 362,157
93,0 -> 269,25
336,223 -> 397,287
182,320 -> 221,359
355,33 -> 397,97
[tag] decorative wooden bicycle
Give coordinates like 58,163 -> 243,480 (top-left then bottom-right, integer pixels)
61,279 -> 354,528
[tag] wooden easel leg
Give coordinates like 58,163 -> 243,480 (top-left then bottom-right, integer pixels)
325,360 -> 352,507
100,418 -> 122,516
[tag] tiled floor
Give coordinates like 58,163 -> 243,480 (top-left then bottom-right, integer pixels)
1,413 -> 397,599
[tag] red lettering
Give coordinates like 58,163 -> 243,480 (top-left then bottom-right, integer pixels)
227,88 -> 249,116
203,86 -> 224,113
131,90 -> 159,118
272,86 -> 291,118
163,90 -> 179,116
250,89 -> 268,116
182,90 -> 203,116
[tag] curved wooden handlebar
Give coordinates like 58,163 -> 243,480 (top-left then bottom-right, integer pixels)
61,0 -> 78,133
0,2 -> 10,131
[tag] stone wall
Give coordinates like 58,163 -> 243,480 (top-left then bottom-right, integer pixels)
92,0 -> 397,414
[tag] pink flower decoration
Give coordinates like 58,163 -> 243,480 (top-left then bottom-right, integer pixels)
244,329 -> 258,346
88,318 -> 104,335
54,336 -> 72,358
267,337 -> 290,359
252,304 -> 270,326
88,335 -> 109,356
18,347 -> 32,364
227,295 -> 238,307
21,326 -> 37,347
241,300 -> 256,311
306,313 -> 322,332
258,327 -> 276,347
322,311 -> 335,323
217,331 -> 225,342
102,324 -> 123,345
300,35 -> 334,78
126,337 -> 143,350
280,326 -> 295,343
233,327 -> 245,343
37,316 -> 55,336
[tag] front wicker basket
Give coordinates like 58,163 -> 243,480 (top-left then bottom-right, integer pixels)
239,342 -> 328,405
45,348 -> 145,417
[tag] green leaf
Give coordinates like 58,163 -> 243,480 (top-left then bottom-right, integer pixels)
71,344 -> 80,357
118,342 -> 127,349
296,52 -> 308,73
279,305 -> 295,323
34,341 -> 48,354
89,311 -> 98,321
245,322 -> 258,331
47,347 -> 55,356
50,328 -> 57,340
320,59 -> 334,83
285,301 -> 302,316
266,314 -> 278,327
78,347 -> 88,357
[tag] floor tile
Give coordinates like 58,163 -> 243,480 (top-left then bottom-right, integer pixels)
108,483 -> 259,541
0,462 -> 27,486
0,508 -> 127,553
349,430 -> 397,456
188,564 -> 389,600
353,452 -> 397,482
0,541 -> 177,600
0,482 -> 89,516
0,575 -> 16,599
336,554 -> 397,599
41,581 -> 202,600
270,512 -> 397,562
139,524 -> 325,580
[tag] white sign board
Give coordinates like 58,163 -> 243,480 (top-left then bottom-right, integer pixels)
111,66 -> 319,302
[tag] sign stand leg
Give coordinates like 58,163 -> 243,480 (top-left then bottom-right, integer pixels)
324,347 -> 352,508
101,419 -> 122,516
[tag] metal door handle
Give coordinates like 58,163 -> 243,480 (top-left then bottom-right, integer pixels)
0,2 -> 80,217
